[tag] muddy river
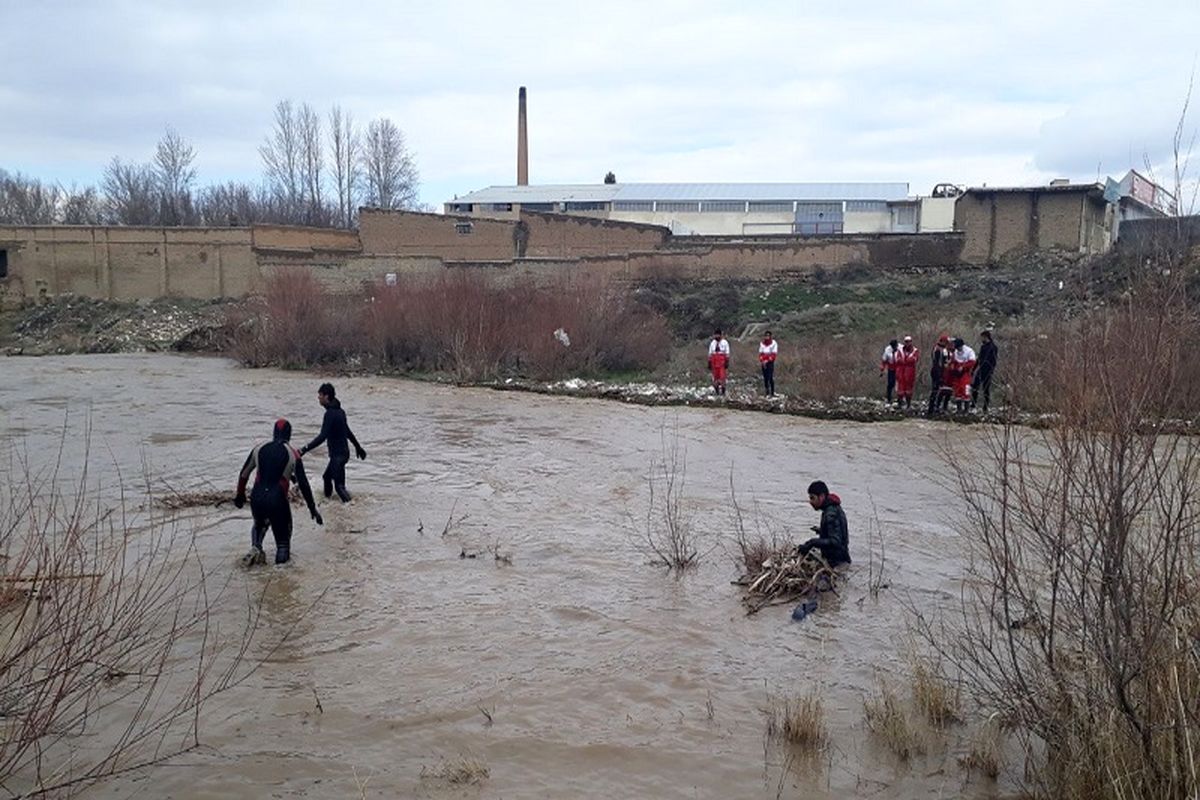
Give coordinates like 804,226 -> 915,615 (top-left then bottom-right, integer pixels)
0,355 -> 1000,799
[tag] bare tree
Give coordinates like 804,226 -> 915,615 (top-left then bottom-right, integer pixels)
328,105 -> 360,228
0,169 -> 61,224
914,273 -> 1200,799
59,185 -> 104,225
153,126 -> 198,226
0,441 -> 287,797
101,158 -> 158,225
361,117 -> 419,210
296,103 -> 327,225
259,99 -> 302,222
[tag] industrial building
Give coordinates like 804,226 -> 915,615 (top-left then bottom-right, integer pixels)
445,182 -> 959,237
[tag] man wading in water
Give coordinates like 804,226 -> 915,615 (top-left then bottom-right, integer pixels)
299,383 -> 367,503
235,418 -> 322,565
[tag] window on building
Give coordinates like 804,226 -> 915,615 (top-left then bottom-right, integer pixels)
486,203 -> 513,212
0,249 -> 7,278
447,203 -> 473,213
656,201 -> 700,213
564,201 -> 608,211
895,206 -> 917,225
701,200 -> 747,213
846,200 -> 887,213
521,203 -> 555,212
612,201 -> 653,212
748,201 -> 794,213
455,222 -> 473,235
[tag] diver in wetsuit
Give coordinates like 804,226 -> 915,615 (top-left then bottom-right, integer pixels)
299,383 -> 367,503
235,418 -> 322,565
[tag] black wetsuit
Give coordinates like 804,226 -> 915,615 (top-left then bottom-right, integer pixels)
799,494 -> 851,567
927,346 -> 948,415
237,439 -> 317,563
301,399 -> 364,502
972,340 -> 999,411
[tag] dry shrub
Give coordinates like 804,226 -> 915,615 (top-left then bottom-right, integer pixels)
765,690 -> 828,753
0,448 -> 266,796
914,272 -> 1200,799
365,271 -> 670,381
863,679 -> 923,761
910,659 -> 960,728
640,423 -> 705,571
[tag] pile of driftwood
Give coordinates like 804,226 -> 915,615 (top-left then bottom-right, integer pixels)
154,487 -> 304,511
735,545 -> 839,615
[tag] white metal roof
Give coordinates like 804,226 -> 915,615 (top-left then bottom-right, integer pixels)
449,182 -> 910,205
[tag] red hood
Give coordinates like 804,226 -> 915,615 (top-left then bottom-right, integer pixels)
826,493 -> 842,506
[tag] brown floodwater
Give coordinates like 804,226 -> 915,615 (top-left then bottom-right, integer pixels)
0,354 -> 1006,799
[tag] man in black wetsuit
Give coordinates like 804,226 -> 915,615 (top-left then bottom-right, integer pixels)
299,383 -> 367,503
235,418 -> 322,565
797,480 -> 851,567
971,329 -> 999,413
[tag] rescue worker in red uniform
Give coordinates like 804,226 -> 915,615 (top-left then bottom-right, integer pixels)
708,329 -> 730,396
893,335 -> 920,409
758,330 -> 778,396
947,337 -> 977,414
235,418 -> 322,565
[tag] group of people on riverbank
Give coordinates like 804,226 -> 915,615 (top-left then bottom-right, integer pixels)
705,328 -> 999,414
881,330 -> 998,415
233,382 -> 366,565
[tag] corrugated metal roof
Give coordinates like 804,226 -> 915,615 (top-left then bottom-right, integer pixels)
449,182 -> 910,205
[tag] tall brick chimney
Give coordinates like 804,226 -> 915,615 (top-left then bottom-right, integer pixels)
517,86 -> 529,186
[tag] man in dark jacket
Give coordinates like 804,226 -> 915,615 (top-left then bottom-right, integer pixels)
235,418 -> 322,565
798,480 -> 851,566
971,330 -> 999,413
299,383 -> 367,503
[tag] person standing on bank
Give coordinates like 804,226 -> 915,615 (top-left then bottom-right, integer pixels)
894,335 -> 920,409
880,339 -> 899,405
972,330 -> 999,413
299,383 -> 367,503
926,334 -> 950,416
708,329 -> 731,396
235,418 -> 322,566
758,330 -> 778,396
798,480 -> 851,567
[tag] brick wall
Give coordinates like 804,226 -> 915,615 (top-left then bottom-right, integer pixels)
519,211 -> 670,257
358,209 -> 516,259
955,189 -> 1109,263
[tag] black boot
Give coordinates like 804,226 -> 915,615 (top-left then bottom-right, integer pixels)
335,483 -> 352,503
275,545 -> 290,564
241,522 -> 267,566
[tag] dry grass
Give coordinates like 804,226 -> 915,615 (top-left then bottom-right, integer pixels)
863,680 -> 923,761
422,754 -> 490,785
910,660 -> 960,728
765,689 -> 828,753
958,720 -> 1002,780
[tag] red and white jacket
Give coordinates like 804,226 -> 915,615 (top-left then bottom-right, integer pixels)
758,338 -> 778,364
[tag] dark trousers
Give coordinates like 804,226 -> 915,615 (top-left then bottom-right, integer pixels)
761,361 -> 775,395
972,369 -> 994,411
926,378 -> 943,415
885,369 -> 896,404
323,453 -> 351,502
250,485 -> 292,552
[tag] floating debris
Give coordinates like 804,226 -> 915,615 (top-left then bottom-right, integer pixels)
736,546 -> 839,615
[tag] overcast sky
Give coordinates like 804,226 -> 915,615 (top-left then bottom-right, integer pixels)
3,0 -> 1199,208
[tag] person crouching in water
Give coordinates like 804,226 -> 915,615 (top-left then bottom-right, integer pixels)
299,382 -> 367,502
893,335 -> 919,409
797,480 -> 850,566
948,337 -> 977,414
758,330 -> 778,396
708,329 -> 730,396
235,418 -> 322,565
